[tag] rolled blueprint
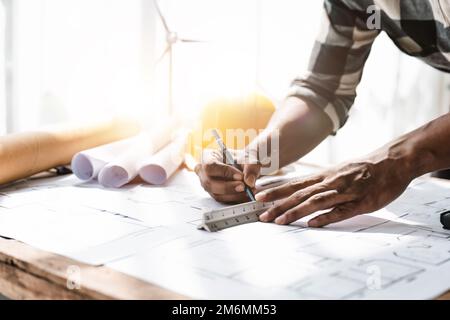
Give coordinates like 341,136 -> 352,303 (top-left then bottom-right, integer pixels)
71,136 -> 138,181
0,117 -> 140,186
138,134 -> 187,185
97,118 -> 177,188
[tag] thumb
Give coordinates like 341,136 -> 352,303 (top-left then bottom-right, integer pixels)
243,164 -> 261,188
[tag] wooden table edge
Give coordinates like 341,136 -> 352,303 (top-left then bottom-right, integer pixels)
0,237 -> 187,300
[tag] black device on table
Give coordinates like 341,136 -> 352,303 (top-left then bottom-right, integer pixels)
441,210 -> 450,230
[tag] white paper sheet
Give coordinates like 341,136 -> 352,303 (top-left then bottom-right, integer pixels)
105,179 -> 450,300
0,202 -> 148,255
0,170 -> 215,265
108,212 -> 450,300
0,170 -> 449,299
138,134 -> 187,185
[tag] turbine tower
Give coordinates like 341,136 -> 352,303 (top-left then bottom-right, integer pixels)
153,0 -> 205,114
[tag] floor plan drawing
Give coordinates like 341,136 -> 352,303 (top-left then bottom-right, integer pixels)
0,169 -> 449,299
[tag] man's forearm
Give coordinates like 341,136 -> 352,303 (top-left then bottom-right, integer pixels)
249,97 -> 333,169
376,113 -> 450,179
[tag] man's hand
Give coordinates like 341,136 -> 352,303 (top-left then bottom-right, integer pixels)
256,151 -> 415,227
194,97 -> 334,203
195,149 -> 261,203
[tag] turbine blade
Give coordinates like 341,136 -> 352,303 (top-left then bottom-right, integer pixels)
155,45 -> 171,65
154,0 -> 170,33
180,38 -> 207,43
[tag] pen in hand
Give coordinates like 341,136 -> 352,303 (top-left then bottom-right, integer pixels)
211,129 -> 256,202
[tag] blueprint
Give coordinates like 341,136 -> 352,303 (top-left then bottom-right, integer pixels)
0,169 -> 449,299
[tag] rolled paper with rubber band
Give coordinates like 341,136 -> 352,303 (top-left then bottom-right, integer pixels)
0,117 -> 140,186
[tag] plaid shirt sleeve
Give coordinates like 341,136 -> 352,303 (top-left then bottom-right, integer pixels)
288,0 -> 380,133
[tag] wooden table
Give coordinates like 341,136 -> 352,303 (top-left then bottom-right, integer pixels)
0,176 -> 449,299
0,237 -> 186,299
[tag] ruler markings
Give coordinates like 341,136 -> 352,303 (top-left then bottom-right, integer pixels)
198,201 -> 276,232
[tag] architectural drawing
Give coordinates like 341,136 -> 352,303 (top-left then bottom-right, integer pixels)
0,170 -> 449,299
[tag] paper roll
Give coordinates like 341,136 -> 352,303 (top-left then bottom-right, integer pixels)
97,118 -> 177,188
71,137 -> 137,181
138,134 -> 187,185
0,117 -> 140,186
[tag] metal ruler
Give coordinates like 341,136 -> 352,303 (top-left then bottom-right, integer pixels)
198,201 -> 275,232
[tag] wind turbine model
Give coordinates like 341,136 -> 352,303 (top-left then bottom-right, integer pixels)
153,0 -> 205,114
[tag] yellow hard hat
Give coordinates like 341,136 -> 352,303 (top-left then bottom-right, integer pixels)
187,92 -> 275,162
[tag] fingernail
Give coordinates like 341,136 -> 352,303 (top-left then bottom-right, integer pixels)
235,184 -> 244,192
275,217 -> 285,225
255,192 -> 266,201
308,220 -> 319,227
247,175 -> 256,187
259,212 -> 269,222
233,174 -> 243,181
